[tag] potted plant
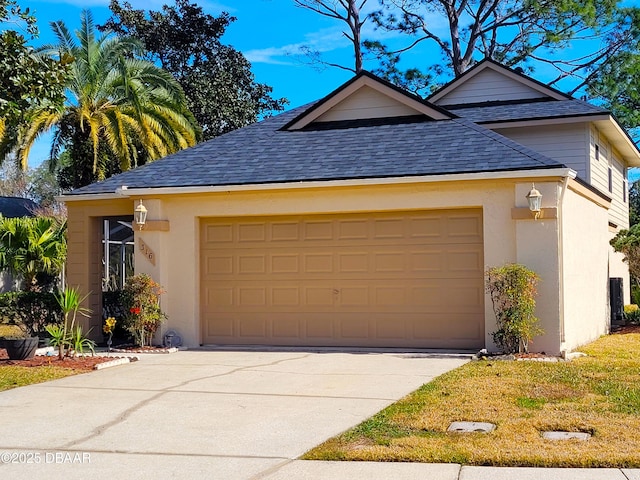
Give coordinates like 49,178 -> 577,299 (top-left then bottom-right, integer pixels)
0,319 -> 40,360
0,291 -> 63,359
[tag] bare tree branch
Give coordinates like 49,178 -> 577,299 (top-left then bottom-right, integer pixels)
294,0 -> 369,72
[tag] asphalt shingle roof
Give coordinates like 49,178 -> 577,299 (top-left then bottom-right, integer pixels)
69,104 -> 565,196
0,197 -> 38,217
449,99 -> 608,123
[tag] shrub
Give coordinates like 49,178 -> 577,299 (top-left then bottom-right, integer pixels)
52,286 -> 91,360
121,274 -> 166,347
485,263 -> 543,354
624,304 -> 640,324
0,291 -> 62,336
0,216 -> 66,292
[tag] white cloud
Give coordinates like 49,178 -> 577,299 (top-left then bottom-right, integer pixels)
245,25 -> 349,65
245,3 -> 449,66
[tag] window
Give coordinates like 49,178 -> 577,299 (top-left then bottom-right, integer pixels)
595,144 -> 600,160
608,167 -> 613,193
102,217 -> 135,291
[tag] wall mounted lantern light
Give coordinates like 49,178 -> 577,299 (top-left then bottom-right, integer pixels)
526,184 -> 543,220
134,199 -> 147,230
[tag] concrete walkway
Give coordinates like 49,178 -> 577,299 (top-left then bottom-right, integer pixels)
0,349 -> 637,480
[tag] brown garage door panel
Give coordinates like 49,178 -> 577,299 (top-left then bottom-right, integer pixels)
203,279 -> 482,314
202,213 -> 482,247
201,210 -> 484,348
202,245 -> 482,281
204,312 -> 483,349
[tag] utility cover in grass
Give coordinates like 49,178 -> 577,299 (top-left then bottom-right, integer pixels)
542,431 -> 591,441
447,421 -> 496,433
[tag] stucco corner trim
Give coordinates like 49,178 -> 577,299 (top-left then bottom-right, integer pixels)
511,207 -> 558,220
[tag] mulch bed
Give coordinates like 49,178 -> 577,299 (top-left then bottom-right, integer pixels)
0,349 -> 114,371
614,324 -> 640,334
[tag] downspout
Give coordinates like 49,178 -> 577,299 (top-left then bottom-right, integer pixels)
557,172 -> 574,353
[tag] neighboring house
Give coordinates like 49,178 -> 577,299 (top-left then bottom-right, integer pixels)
61,60 -> 640,355
0,196 -> 39,292
0,196 -> 38,218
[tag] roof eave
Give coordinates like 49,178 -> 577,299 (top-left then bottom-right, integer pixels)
592,117 -> 640,167
60,168 -> 576,201
56,192 -> 125,203
479,113 -> 610,128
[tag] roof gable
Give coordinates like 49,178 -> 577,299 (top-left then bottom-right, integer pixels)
283,70 -> 453,131
429,60 -> 569,106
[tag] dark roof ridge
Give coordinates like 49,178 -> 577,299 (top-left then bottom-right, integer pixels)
444,97 -> 556,110
297,114 -> 446,131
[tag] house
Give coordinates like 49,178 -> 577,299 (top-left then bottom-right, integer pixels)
0,196 -> 38,218
61,60 -> 640,355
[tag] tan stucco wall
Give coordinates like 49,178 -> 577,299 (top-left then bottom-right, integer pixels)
64,175 -> 586,352
118,177 -> 567,352
512,182 -> 562,354
66,199 -> 133,339
561,187 -> 610,352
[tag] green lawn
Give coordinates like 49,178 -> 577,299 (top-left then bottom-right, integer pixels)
0,365 -> 81,391
304,331 -> 640,467
0,324 -> 90,392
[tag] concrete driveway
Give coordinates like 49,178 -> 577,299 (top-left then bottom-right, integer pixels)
0,349 -> 468,479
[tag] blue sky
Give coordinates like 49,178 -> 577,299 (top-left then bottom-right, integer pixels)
16,0 -> 639,170
26,0 -> 357,105
23,0 -> 369,165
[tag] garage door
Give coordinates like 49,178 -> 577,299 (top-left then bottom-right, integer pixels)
200,209 -> 484,349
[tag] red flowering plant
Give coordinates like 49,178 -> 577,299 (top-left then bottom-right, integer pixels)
122,274 -> 167,347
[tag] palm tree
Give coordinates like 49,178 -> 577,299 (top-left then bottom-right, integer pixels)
0,216 -> 67,291
12,10 -> 200,184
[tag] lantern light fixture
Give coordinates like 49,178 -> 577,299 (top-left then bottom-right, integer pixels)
526,184 -> 543,220
134,199 -> 147,230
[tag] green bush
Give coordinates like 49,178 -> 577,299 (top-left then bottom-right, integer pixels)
121,274 -> 167,347
485,263 -> 543,354
0,291 -> 62,336
632,285 -> 640,307
625,304 -> 640,324
0,216 -> 66,292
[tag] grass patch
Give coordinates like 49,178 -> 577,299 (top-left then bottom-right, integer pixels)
304,332 -> 640,467
0,365 -> 80,392
516,397 -> 546,410
1,322 -> 98,391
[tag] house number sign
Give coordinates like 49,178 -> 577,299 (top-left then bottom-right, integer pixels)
138,238 -> 156,266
